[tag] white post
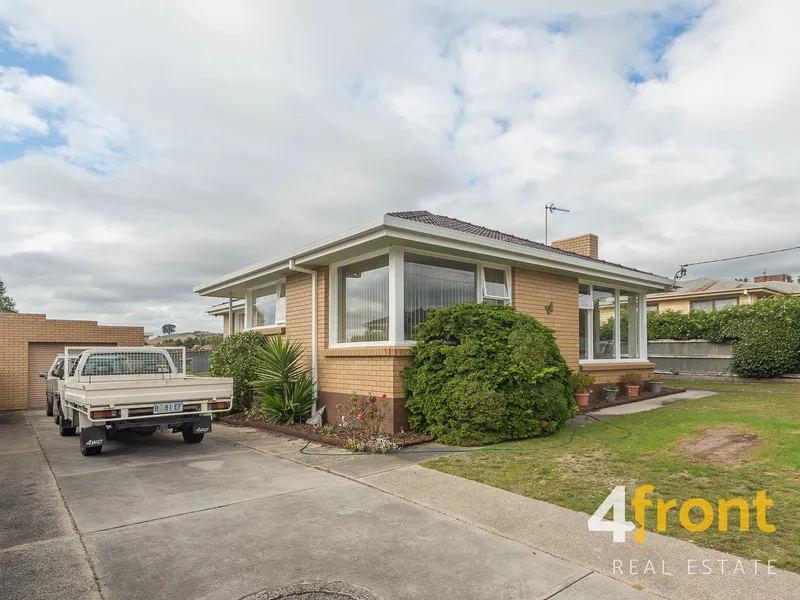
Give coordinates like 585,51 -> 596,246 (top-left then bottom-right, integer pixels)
228,292 -> 233,337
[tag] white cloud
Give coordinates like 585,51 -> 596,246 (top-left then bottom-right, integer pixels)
0,0 -> 799,334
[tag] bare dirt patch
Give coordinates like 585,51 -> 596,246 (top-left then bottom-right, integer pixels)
683,426 -> 761,465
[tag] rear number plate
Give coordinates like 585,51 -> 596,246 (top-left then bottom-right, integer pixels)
153,402 -> 183,414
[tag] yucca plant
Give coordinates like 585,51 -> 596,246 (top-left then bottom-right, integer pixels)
251,336 -> 315,425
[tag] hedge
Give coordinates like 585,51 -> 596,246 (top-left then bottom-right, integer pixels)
647,297 -> 800,378
402,303 -> 576,446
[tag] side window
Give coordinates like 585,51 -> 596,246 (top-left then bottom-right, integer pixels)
51,359 -> 65,379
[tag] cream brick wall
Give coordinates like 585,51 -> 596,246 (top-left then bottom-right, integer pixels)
512,268 -> 580,370
551,234 -> 598,258
0,313 -> 144,411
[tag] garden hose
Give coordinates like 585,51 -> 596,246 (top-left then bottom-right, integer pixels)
298,413 -> 631,456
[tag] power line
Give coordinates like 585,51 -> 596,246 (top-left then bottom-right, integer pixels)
681,244 -> 800,268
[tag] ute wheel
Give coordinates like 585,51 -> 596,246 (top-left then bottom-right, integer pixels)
182,430 -> 204,444
81,445 -> 102,456
45,397 -> 54,417
59,419 -> 76,437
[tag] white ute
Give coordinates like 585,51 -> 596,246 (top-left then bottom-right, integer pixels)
56,346 -> 233,456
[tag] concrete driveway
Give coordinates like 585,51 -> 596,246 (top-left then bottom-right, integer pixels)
1,410 -> 654,600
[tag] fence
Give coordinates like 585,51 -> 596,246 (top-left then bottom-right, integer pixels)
186,350 -> 211,374
647,340 -> 733,375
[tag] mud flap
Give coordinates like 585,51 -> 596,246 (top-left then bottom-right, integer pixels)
191,416 -> 212,435
80,426 -> 105,451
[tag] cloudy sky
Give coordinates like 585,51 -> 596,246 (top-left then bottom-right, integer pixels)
1,0 -> 798,335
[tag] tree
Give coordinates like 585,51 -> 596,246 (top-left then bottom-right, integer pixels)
162,324 -> 177,335
734,277 -> 750,282
0,278 -> 17,313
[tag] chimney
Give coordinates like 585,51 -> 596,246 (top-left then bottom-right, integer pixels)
754,274 -> 791,283
551,234 -> 599,259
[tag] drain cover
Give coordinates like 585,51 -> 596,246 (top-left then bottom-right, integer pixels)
241,581 -> 384,600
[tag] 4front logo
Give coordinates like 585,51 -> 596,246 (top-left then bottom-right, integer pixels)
588,485 -> 775,542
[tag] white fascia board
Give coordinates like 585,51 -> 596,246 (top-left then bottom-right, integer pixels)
382,216 -> 672,291
193,216 -> 387,296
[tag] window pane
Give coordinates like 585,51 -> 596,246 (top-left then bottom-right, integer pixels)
593,286 -> 616,360
252,285 -> 278,327
579,284 -> 590,360
691,300 -> 713,313
276,282 -> 286,323
484,267 -> 509,300
620,290 -> 640,359
715,297 -> 738,310
404,253 -> 477,340
338,255 -> 389,343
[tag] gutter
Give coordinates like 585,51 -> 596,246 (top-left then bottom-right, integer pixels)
288,259 -> 318,413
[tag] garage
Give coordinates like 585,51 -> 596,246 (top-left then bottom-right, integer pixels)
0,312 -> 144,412
26,342 -> 116,409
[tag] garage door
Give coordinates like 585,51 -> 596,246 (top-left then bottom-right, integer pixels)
27,343 -> 116,409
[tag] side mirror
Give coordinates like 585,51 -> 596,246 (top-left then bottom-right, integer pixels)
39,372 -> 47,379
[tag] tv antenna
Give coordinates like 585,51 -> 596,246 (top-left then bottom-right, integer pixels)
544,203 -> 570,245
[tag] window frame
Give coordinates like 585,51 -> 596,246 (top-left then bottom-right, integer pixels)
243,279 -> 286,331
578,281 -> 649,364
328,247 -> 512,347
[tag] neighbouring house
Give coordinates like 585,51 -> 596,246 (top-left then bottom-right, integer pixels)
0,313 -> 144,411
646,275 -> 800,313
194,211 -> 671,432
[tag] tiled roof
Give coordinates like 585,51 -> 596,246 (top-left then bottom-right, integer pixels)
387,210 -> 657,276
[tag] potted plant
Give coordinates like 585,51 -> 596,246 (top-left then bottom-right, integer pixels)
620,371 -> 643,398
571,372 -> 596,408
603,382 -> 619,402
648,379 -> 663,393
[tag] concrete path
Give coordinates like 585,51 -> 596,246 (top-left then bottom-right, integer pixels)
2,410 -> 657,600
569,390 -> 717,424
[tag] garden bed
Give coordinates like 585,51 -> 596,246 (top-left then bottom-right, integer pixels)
220,413 -> 432,449
580,386 -> 686,412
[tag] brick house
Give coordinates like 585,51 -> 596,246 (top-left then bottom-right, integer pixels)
195,211 -> 670,432
0,313 -> 144,411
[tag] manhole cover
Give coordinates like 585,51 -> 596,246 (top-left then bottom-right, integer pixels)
241,581 -> 384,600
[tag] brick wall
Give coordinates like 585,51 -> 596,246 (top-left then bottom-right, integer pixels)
0,313 -> 144,411
551,234 -> 598,259
512,268 -> 580,370
579,361 -> 656,386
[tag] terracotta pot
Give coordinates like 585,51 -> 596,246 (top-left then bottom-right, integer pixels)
626,385 -> 640,397
574,392 -> 590,407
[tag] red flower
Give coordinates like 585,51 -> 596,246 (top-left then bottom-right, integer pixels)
357,412 -> 364,421
370,396 -> 377,404
382,394 -> 387,398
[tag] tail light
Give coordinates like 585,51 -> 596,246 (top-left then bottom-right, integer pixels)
209,401 -> 229,410
91,410 -> 118,419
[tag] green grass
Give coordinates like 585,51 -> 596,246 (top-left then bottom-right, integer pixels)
672,380 -> 800,393
425,393 -> 800,572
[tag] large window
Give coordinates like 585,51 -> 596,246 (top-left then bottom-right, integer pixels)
250,282 -> 285,328
691,297 -> 738,312
338,255 -> 390,343
579,283 -> 646,362
404,253 -> 477,340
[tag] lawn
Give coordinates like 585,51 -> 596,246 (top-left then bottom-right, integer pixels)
424,392 -> 800,573
672,380 -> 800,394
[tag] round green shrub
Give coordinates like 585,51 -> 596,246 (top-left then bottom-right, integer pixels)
209,331 -> 267,412
402,303 -> 576,446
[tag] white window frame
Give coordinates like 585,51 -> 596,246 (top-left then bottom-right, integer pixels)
329,247 -> 512,348
244,279 -> 286,331
579,281 -> 648,364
